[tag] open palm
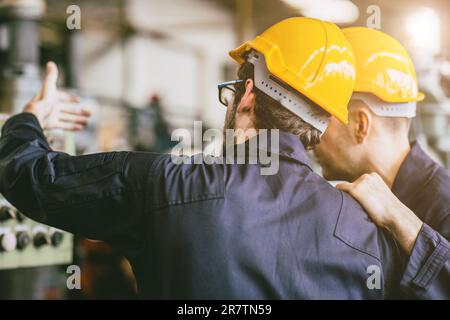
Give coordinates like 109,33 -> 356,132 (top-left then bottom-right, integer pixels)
23,62 -> 91,131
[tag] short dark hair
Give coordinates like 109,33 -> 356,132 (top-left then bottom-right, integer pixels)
234,60 -> 324,149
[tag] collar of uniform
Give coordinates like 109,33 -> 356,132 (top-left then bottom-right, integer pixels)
274,131 -> 313,169
223,130 -> 313,170
392,142 -> 438,201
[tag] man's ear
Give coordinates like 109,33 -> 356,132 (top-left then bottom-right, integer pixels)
236,79 -> 256,114
350,102 -> 372,144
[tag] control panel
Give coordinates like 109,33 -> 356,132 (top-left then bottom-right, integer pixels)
0,115 -> 74,270
0,199 -> 73,270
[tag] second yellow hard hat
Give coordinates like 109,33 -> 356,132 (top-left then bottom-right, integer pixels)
343,27 -> 424,103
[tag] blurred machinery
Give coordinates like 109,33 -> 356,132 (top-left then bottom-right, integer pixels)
0,0 -> 73,298
0,194 -> 73,270
413,56 -> 450,167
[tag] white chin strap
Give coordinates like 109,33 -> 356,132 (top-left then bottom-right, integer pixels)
247,51 -> 330,133
352,93 -> 416,118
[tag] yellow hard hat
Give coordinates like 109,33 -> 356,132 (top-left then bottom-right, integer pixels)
229,17 -> 356,124
343,27 -> 424,103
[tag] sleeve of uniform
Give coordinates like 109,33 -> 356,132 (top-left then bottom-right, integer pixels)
399,223 -> 450,299
0,112 -> 163,258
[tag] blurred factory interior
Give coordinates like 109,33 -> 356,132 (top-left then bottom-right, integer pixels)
0,0 -> 450,299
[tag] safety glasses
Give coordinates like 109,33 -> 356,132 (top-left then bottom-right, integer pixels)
217,80 -> 243,107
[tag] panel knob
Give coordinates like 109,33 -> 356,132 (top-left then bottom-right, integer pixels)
50,231 -> 64,247
16,211 -> 26,222
33,232 -> 50,248
0,206 -> 16,222
0,233 -> 17,252
16,231 -> 31,250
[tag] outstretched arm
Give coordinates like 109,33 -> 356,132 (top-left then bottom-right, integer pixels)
0,62 -> 161,258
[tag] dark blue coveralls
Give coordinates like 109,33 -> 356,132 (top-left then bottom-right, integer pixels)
0,113 -> 431,299
392,143 -> 450,299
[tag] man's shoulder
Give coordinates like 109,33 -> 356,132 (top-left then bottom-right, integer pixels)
424,164 -> 450,228
147,153 -> 226,209
287,173 -> 383,254
428,164 -> 450,198
410,144 -> 450,207
334,187 -> 387,261
287,173 -> 391,262
409,149 -> 450,210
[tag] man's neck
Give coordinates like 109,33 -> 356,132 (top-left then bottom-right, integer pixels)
365,139 -> 411,188
234,127 -> 259,145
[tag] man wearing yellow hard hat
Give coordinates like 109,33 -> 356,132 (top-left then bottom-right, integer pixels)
0,18 -> 406,298
314,27 -> 449,299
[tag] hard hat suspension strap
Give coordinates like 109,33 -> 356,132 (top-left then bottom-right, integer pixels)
247,51 -> 330,133
351,93 -> 416,118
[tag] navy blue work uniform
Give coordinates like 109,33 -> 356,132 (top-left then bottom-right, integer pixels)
392,142 -> 450,299
0,113 -> 404,299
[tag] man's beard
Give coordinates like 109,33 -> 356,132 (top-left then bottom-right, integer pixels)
222,102 -> 238,151
224,102 -> 237,130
